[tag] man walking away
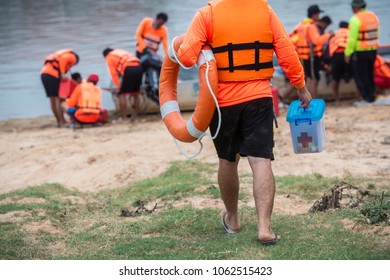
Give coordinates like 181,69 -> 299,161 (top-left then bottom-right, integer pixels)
177,0 -> 312,245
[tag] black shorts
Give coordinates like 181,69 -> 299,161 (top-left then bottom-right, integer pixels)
120,66 -> 143,94
331,52 -> 352,82
303,56 -> 322,81
209,97 -> 274,162
41,74 -> 60,97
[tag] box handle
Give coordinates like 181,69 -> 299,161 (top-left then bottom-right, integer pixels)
295,118 -> 312,126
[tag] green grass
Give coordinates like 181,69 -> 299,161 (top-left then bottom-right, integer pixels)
0,160 -> 389,260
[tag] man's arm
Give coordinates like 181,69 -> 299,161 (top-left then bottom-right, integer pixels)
270,7 -> 311,107
344,16 -> 360,58
107,58 -> 120,89
66,84 -> 81,108
136,18 -> 147,52
307,24 -> 331,47
178,6 -> 211,67
162,27 -> 169,54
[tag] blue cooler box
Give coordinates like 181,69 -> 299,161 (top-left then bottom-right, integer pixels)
286,99 -> 326,154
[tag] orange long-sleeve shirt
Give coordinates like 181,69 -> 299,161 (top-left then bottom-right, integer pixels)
136,18 -> 168,54
41,52 -> 78,78
306,24 -> 331,57
177,4 -> 305,107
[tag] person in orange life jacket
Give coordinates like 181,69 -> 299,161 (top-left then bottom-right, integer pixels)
329,21 -> 352,106
304,15 -> 334,98
345,0 -> 380,106
103,48 -> 143,122
135,13 -> 168,58
41,49 -> 79,127
281,4 -> 323,102
374,55 -> 390,90
177,0 -> 312,245
62,74 -> 102,124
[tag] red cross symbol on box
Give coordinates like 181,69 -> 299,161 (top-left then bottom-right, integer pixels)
298,132 -> 313,148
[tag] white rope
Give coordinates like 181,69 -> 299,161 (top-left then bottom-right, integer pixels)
169,43 -> 222,160
169,36 -> 193,70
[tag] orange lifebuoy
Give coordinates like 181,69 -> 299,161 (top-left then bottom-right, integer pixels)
159,34 -> 218,143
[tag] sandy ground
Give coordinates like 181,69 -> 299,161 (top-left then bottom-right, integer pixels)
0,103 -> 390,195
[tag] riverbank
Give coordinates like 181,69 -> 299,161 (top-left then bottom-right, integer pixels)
1,102 -> 389,194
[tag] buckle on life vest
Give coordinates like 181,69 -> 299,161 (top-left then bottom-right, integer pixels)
212,41 -> 274,72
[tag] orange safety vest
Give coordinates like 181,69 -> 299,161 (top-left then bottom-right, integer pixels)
290,18 -> 314,60
77,82 -> 102,115
44,49 -> 75,71
110,49 -> 140,76
329,28 -> 349,57
136,18 -> 167,53
209,0 -> 274,82
356,11 -> 379,49
374,55 -> 390,78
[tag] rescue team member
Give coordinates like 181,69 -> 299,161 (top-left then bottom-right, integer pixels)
135,13 -> 169,58
345,0 -> 380,106
62,74 -> 102,124
374,55 -> 390,90
177,0 -> 312,245
103,48 -> 143,122
304,16 -> 333,98
281,5 -> 323,102
290,5 -> 323,61
41,49 -> 79,127
329,21 -> 351,106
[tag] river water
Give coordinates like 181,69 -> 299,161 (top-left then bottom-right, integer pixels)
0,0 -> 389,120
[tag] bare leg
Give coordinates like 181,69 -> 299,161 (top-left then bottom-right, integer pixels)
332,80 -> 340,106
247,156 -> 279,242
55,98 -> 66,126
218,155 -> 240,231
49,97 -> 61,127
119,94 -> 127,120
131,93 -> 140,122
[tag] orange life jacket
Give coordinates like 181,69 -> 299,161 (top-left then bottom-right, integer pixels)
44,49 -> 75,71
356,11 -> 379,50
374,55 -> 390,78
110,49 -> 140,76
77,82 -> 101,114
136,18 -> 167,53
289,18 -> 314,60
329,28 -> 349,57
209,0 -> 274,82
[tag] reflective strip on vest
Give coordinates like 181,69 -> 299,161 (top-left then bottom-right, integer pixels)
143,34 -> 161,51
356,11 -> 379,49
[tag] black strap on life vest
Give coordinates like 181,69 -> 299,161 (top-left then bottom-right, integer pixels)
44,50 -> 76,70
212,41 -> 273,72
359,29 -> 378,41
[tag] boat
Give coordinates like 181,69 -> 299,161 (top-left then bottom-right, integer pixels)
272,45 -> 390,103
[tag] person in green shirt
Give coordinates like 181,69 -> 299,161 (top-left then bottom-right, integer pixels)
344,0 -> 380,105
